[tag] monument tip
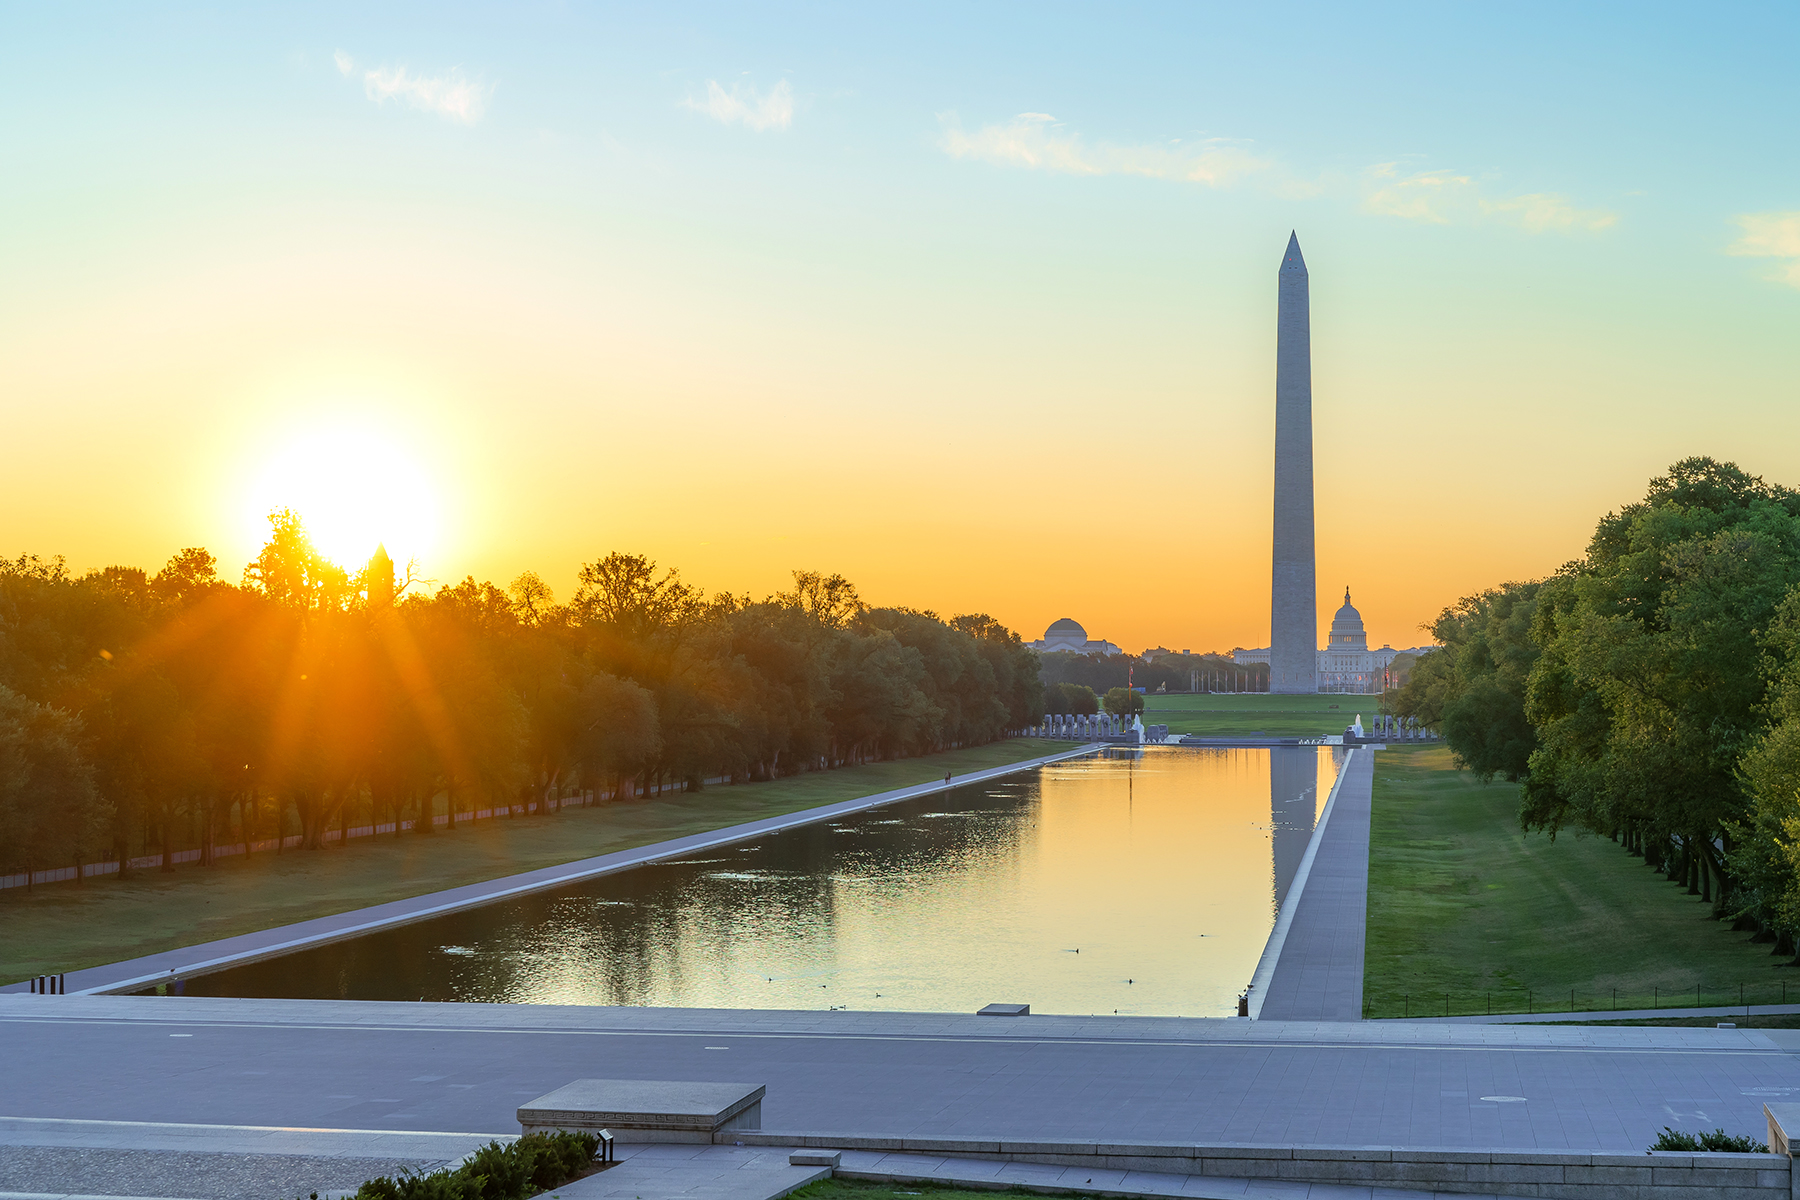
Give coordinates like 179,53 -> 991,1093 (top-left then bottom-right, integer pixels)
1281,231 -> 1306,273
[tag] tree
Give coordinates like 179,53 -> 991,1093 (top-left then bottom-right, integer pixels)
1044,682 -> 1098,715
573,672 -> 661,792
1103,687 -> 1144,716
0,685 -> 112,886
1388,580 -> 1541,783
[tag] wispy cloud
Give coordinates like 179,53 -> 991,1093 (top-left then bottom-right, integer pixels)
684,80 -> 794,131
333,50 -> 492,124
938,112 -> 1268,186
1363,163 -> 1615,233
1728,212 -> 1800,287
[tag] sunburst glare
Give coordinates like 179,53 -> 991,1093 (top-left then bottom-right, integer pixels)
245,421 -> 441,570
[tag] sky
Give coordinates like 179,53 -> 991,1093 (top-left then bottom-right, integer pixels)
3,2 -> 1798,654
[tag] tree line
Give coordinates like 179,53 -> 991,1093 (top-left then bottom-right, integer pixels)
1039,650 -> 1271,695
0,511 -> 1046,884
1391,457 -> 1800,953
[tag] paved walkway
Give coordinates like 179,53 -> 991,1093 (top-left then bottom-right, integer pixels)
1252,748 -> 1372,1022
0,744 -> 1102,998
6,997 -> 1798,1149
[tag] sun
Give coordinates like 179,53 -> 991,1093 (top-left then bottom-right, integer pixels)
245,420 -> 442,571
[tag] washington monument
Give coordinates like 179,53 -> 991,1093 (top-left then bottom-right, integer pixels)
1270,232 -> 1317,694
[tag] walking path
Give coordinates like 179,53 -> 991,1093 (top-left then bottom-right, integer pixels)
1251,748 -> 1372,1021
0,744 -> 1103,998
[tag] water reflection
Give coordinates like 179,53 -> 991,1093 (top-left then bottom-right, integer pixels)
185,746 -> 1340,1017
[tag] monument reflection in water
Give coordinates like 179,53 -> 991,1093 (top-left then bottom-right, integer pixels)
185,746 -> 1341,1017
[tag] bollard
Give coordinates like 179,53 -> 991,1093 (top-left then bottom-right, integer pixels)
1237,994 -> 1249,1017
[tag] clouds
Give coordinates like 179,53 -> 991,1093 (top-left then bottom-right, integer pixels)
335,50 -> 493,124
1362,163 -> 1616,233
1728,212 -> 1800,287
684,80 -> 794,132
936,110 -> 1619,238
938,113 -> 1269,187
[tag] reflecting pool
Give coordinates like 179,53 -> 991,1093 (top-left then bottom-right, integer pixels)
184,745 -> 1342,1017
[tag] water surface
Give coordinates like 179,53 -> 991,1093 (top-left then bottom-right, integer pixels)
185,745 -> 1341,1017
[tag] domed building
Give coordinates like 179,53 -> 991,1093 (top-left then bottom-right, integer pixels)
1027,618 -> 1122,657
1234,586 -> 1434,693
1320,588 -> 1374,692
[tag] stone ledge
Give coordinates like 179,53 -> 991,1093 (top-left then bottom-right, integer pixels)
734,1132 -> 1792,1200
519,1078 -> 764,1143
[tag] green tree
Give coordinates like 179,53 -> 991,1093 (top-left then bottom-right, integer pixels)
1103,686 -> 1144,716
0,684 -> 112,886
1389,580 -> 1541,782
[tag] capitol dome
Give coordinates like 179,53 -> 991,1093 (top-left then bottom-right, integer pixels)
1326,588 -> 1368,650
1026,617 -> 1122,657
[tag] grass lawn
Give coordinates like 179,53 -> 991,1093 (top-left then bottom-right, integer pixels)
793,1179 -> 1103,1200
1364,745 -> 1795,1019
0,738 -> 1071,985
1141,691 -> 1379,738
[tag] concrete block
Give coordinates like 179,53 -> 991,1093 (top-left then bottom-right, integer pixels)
1508,1152 -> 1596,1166
1198,1146 -> 1296,1160
1276,1158 -> 1383,1182
1381,1161 -> 1474,1185
1634,1187 -> 1775,1200
982,1152 -> 1084,1169
1644,1154 -> 1698,1168
1592,1154 -> 1661,1168
1758,1169 -> 1791,1188
978,1004 -> 1030,1016
1101,1155 -> 1191,1174
1097,1141 -> 1194,1158
1563,1164 -> 1653,1186
790,1150 -> 841,1167
1201,1158 -> 1286,1179
830,1136 -> 906,1151
900,1139 -> 1001,1154
1392,1149 -> 1493,1164
517,1078 -> 764,1143
999,1140 -> 1100,1156
1537,1185 -> 1643,1200
1466,1163 -> 1565,1185
1291,1147 -> 1394,1161
1654,1167 -> 1763,1187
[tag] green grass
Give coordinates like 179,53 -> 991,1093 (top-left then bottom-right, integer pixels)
1363,745 -> 1796,1019
0,739 -> 1070,985
1140,691 -> 1379,737
1529,1015 -> 1800,1028
792,1179 -> 1105,1200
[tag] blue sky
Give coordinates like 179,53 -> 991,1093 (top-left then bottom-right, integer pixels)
3,2 -> 1797,651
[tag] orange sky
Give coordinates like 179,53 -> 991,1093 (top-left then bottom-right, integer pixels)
4,8 -> 1798,655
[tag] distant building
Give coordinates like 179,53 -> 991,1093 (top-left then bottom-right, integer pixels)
1027,618 -> 1123,657
1233,589 -> 1434,693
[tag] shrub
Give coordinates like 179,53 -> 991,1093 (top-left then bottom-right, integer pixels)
1648,1127 -> 1769,1153
349,1131 -> 600,1200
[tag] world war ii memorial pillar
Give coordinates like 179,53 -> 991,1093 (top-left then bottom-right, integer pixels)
1270,232 -> 1318,694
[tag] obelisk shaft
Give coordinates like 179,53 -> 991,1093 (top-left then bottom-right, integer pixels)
1270,233 -> 1317,695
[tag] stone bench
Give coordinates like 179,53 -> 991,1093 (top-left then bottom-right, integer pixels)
518,1078 -> 766,1143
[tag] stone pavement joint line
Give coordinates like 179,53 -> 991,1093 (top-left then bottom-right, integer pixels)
1254,748 -> 1372,1022
0,743 -> 1102,997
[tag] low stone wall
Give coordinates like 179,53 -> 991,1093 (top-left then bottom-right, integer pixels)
730,1133 -> 1790,1200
